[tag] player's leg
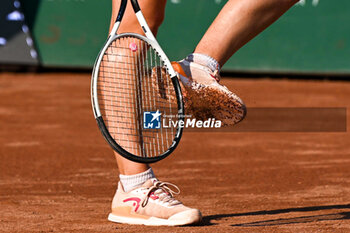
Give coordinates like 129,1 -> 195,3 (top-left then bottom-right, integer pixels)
195,0 -> 299,66
108,0 -> 201,226
173,0 -> 298,126
110,0 -> 167,178
111,0 -> 166,35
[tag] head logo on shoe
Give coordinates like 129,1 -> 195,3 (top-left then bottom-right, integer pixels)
149,192 -> 159,200
123,197 -> 141,211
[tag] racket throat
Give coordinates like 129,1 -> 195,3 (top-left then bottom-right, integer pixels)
110,22 -> 121,37
135,11 -> 156,41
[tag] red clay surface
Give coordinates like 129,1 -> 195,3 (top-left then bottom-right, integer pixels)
0,72 -> 349,233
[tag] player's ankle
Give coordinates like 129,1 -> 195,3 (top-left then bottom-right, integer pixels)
176,53 -> 221,84
119,168 -> 155,192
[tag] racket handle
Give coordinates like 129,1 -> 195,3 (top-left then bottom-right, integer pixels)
116,0 -> 127,23
130,0 -> 141,13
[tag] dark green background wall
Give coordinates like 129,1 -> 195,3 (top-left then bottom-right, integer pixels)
21,0 -> 350,74
22,0 -> 111,68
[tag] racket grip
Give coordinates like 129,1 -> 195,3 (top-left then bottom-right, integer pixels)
130,0 -> 141,12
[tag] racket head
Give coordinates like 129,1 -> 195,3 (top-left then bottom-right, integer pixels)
91,33 -> 184,163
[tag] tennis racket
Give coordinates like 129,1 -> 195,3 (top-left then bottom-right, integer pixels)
91,0 -> 184,163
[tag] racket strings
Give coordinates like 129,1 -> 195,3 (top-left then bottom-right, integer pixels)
97,35 -> 178,158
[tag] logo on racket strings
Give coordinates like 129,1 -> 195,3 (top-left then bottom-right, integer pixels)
143,110 -> 161,129
129,42 -> 138,52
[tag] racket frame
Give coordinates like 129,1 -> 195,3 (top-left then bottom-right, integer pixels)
91,0 -> 184,163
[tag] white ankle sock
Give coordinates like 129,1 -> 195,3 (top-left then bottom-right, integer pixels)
185,53 -> 221,73
119,168 -> 155,192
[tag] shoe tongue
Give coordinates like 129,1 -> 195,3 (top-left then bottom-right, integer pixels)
141,178 -> 157,188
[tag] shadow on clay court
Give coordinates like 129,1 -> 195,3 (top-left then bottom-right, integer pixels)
199,204 -> 350,227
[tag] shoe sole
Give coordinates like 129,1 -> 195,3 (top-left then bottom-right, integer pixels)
150,65 -> 246,126
108,209 -> 202,226
178,75 -> 247,126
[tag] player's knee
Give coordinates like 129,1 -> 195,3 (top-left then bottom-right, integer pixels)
145,11 -> 165,33
284,0 -> 299,5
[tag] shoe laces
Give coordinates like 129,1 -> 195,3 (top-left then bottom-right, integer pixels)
211,69 -> 221,82
210,62 -> 221,82
141,181 -> 181,207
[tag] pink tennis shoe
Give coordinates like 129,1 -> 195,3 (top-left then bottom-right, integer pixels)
108,179 -> 202,226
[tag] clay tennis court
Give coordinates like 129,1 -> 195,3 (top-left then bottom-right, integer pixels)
1,72 -> 349,232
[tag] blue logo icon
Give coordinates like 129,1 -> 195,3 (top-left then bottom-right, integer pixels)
143,110 -> 161,129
